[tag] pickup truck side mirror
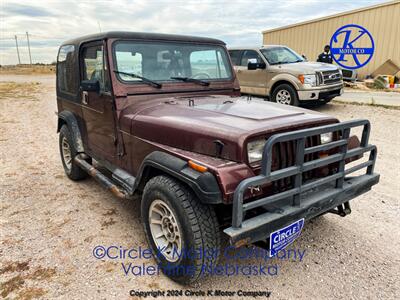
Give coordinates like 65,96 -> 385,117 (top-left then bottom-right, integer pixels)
247,58 -> 266,70
302,54 -> 307,61
80,79 -> 100,92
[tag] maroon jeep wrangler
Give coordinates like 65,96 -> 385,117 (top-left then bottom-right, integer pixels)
56,32 -> 379,283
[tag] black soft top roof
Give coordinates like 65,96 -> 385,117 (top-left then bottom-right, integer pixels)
61,31 -> 226,47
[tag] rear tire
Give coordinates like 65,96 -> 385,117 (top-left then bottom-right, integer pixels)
59,125 -> 89,181
141,175 -> 220,284
272,84 -> 299,106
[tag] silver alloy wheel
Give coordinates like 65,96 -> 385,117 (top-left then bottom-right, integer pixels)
61,136 -> 72,170
276,89 -> 292,105
149,199 -> 182,262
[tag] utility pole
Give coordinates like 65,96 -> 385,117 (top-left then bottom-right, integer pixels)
26,32 -> 32,65
15,35 -> 21,64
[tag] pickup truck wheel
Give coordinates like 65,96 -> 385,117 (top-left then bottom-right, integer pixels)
141,175 -> 220,284
59,125 -> 89,181
272,84 -> 299,106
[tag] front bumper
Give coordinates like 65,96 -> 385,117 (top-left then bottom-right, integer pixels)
223,119 -> 379,247
298,83 -> 343,101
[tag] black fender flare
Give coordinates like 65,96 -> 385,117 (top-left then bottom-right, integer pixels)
134,151 -> 222,204
57,111 -> 85,153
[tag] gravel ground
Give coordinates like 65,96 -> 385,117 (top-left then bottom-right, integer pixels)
1,75 -> 399,299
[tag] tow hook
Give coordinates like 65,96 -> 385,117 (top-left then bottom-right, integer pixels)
329,202 -> 351,217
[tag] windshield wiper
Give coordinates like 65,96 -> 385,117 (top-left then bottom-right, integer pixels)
113,70 -> 162,88
170,76 -> 210,86
272,59 -> 303,65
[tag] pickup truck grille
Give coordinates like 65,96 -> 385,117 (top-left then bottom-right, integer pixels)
341,69 -> 353,78
319,70 -> 342,85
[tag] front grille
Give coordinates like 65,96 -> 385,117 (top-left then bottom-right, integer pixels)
320,70 -> 342,85
341,69 -> 353,78
271,135 -> 320,192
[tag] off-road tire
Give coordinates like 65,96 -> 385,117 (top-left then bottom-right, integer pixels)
59,125 -> 89,181
141,175 -> 220,284
272,83 -> 299,106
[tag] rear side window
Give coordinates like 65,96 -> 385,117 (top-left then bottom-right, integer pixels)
57,45 -> 77,94
240,50 -> 263,66
228,50 -> 242,66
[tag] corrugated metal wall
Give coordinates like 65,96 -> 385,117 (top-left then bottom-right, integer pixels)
262,1 -> 400,78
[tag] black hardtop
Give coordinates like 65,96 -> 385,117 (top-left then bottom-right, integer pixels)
61,31 -> 226,47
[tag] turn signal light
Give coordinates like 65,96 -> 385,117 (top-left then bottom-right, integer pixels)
188,160 -> 208,173
298,74 -> 305,84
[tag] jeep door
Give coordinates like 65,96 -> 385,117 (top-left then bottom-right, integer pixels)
231,49 -> 268,96
80,41 -> 117,161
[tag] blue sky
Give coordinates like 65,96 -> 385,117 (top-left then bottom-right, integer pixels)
0,0 -> 385,65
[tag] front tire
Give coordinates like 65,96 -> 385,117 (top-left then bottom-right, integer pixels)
141,175 -> 220,284
272,83 -> 299,106
59,125 -> 89,181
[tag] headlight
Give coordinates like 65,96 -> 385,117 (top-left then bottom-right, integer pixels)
247,139 -> 265,163
298,74 -> 317,86
320,132 -> 333,144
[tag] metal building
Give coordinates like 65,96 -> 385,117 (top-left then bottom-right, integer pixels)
262,1 -> 400,78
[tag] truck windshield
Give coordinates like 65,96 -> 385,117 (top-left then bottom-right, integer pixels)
113,41 -> 233,83
260,47 -> 304,65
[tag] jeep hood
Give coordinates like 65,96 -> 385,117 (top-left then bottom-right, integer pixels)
271,61 -> 339,74
120,95 -> 337,162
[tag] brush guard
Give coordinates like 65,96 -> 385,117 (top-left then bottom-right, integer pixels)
224,119 -> 379,247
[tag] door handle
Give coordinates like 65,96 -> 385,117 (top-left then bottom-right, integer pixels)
82,91 -> 89,105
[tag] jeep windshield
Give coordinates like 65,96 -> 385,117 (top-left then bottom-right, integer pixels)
260,47 -> 304,65
113,41 -> 233,84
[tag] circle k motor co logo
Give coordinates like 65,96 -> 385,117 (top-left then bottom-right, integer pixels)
330,24 -> 375,70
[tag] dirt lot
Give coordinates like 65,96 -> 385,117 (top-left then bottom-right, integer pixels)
0,65 -> 55,75
1,74 -> 399,299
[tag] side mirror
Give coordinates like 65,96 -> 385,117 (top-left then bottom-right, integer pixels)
247,58 -> 266,70
80,79 -> 99,92
302,54 -> 307,61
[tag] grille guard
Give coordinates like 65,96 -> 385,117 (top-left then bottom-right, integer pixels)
224,119 -> 379,245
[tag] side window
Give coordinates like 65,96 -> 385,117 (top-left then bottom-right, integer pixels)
82,45 -> 107,91
228,50 -> 242,66
57,45 -> 77,94
240,50 -> 263,66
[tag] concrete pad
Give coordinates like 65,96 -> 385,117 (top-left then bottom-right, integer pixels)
336,91 -> 400,107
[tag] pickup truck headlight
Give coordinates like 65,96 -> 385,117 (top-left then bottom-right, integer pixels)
320,132 -> 333,144
247,139 -> 265,163
298,74 -> 317,87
